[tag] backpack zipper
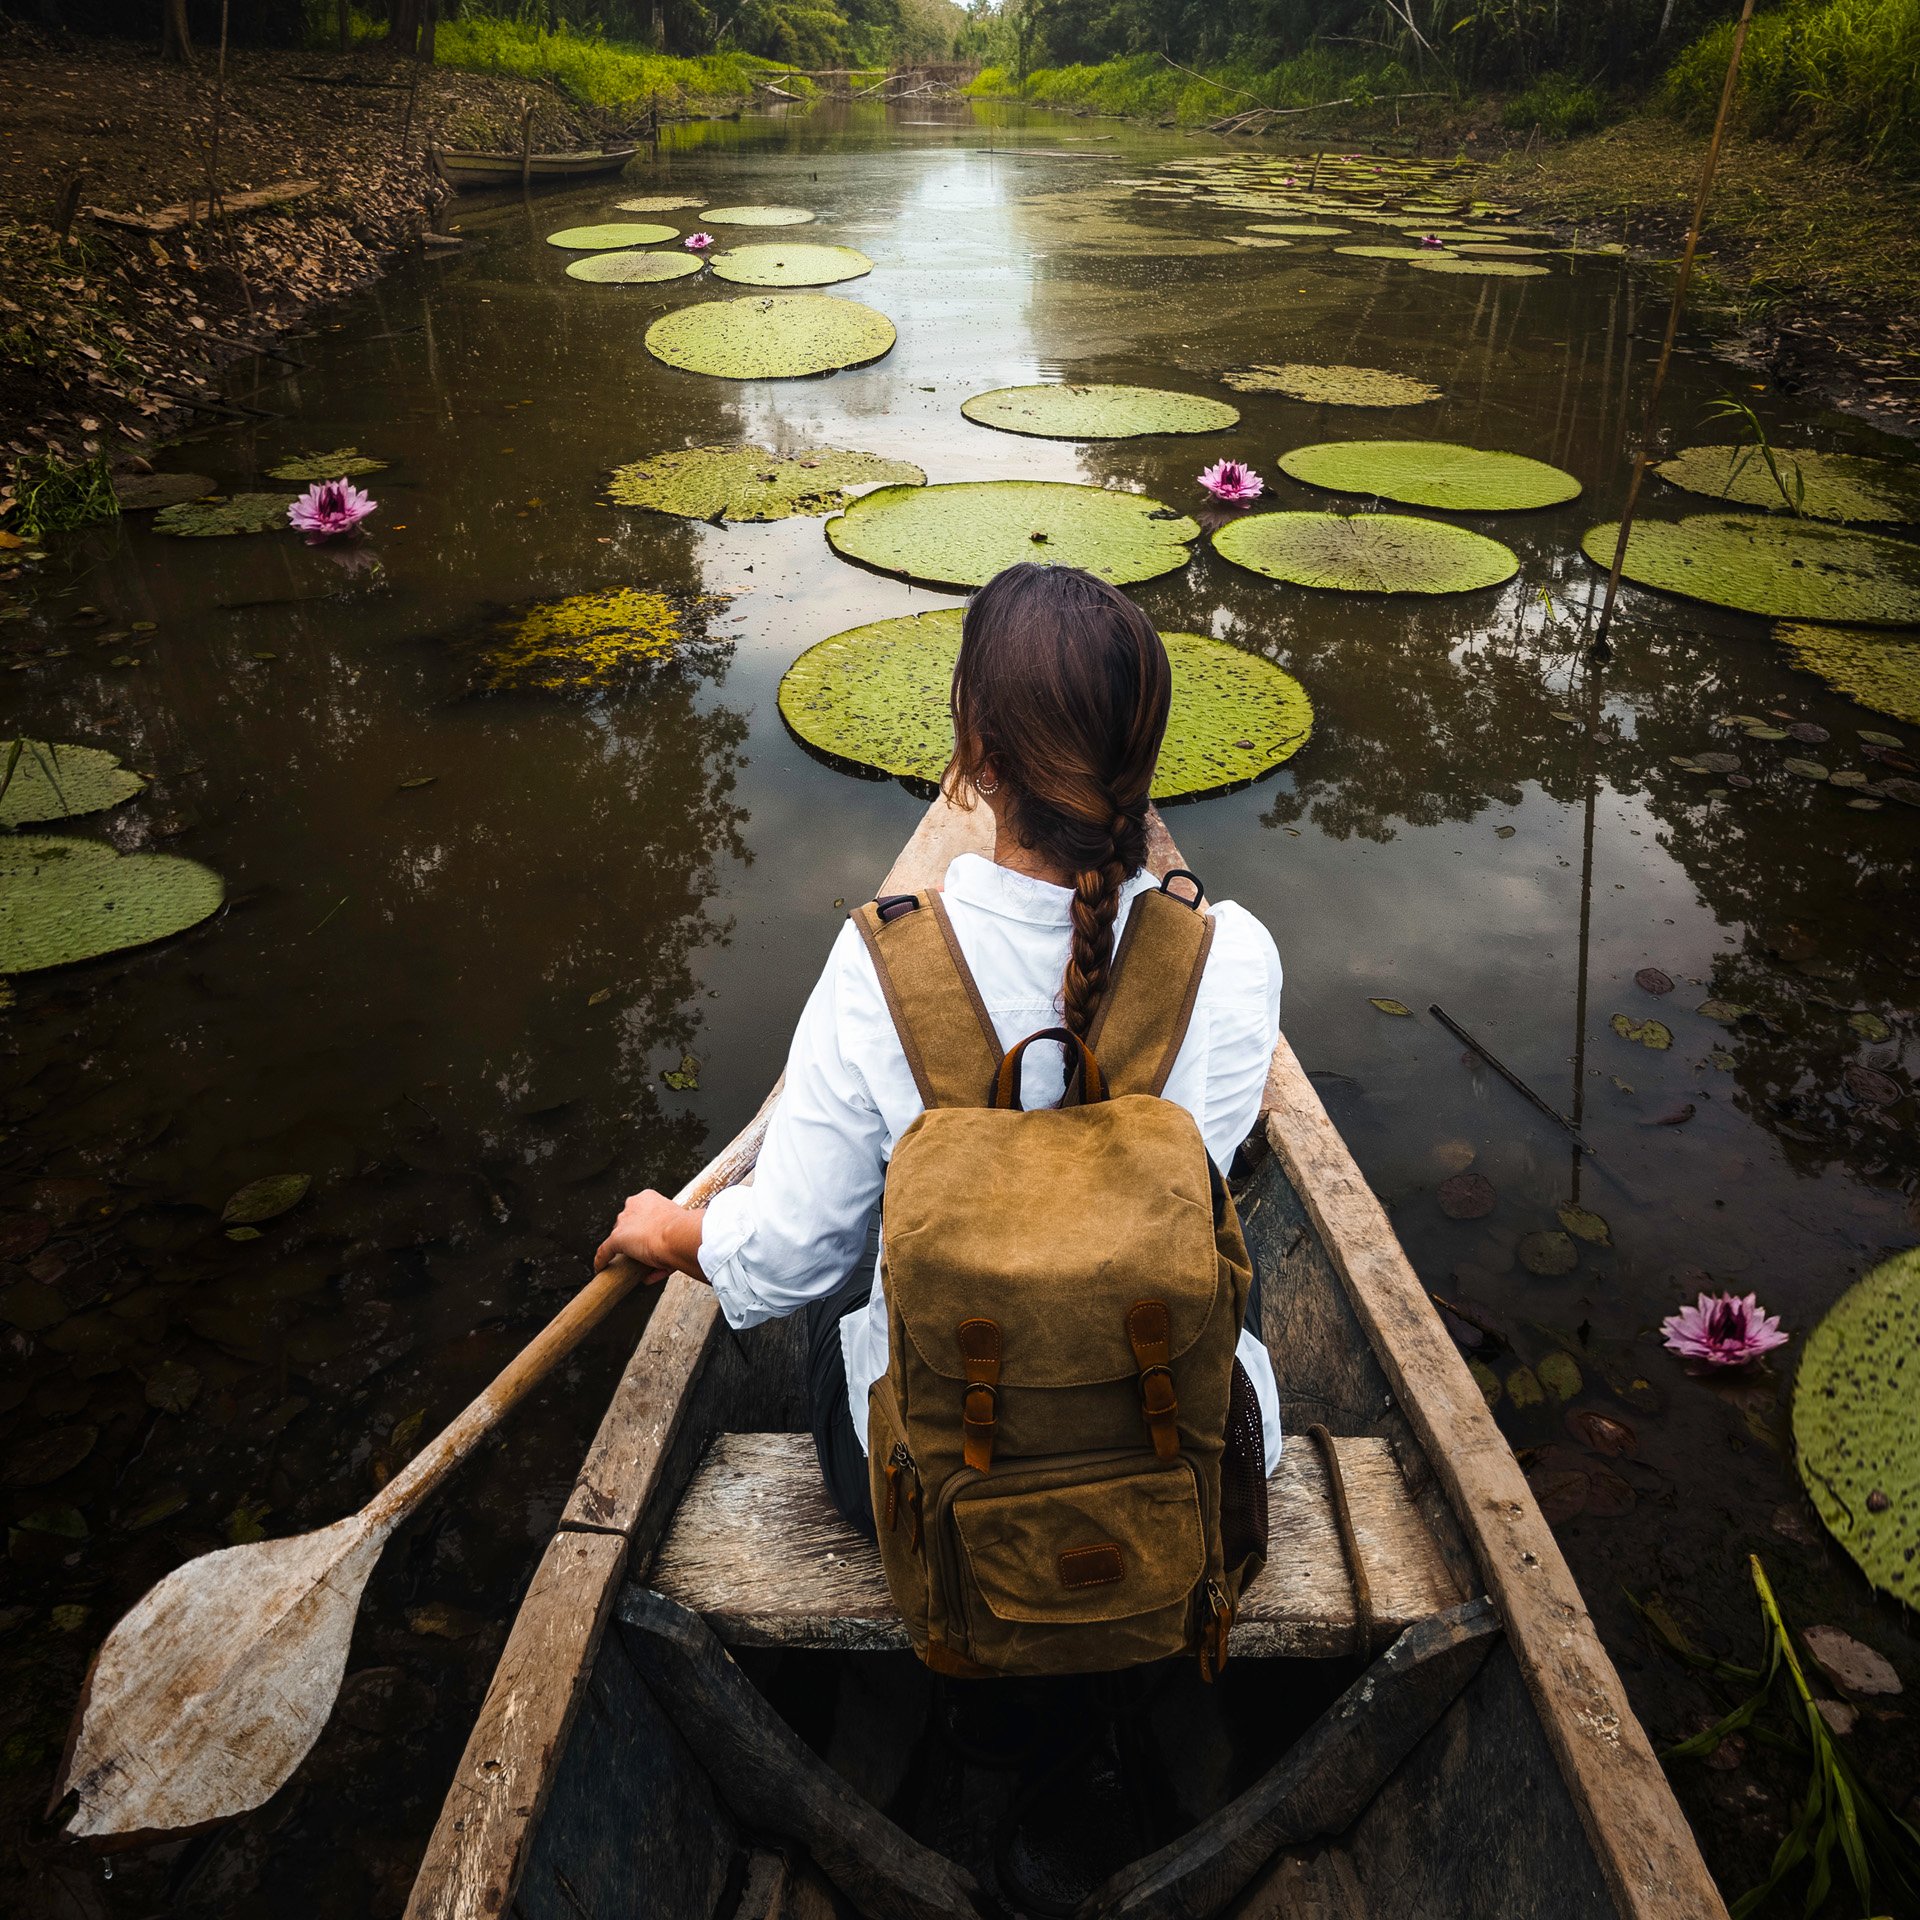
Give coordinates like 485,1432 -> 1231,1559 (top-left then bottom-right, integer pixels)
884,1442 -> 923,1548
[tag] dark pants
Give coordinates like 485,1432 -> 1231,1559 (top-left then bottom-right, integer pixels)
807,1215 -> 1266,1541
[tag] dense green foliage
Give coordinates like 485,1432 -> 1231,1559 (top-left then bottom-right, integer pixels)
1664,0 -> 1919,170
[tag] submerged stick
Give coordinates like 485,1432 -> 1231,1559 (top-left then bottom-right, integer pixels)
1428,1003 -> 1604,1160
1591,0 -> 1757,655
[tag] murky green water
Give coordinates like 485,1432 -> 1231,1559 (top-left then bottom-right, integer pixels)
3,102 -> 1916,1915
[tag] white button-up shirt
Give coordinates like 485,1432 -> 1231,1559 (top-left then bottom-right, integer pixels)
701,853 -> 1285,1462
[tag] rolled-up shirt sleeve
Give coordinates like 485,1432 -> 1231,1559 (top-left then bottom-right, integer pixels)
699,924 -> 888,1329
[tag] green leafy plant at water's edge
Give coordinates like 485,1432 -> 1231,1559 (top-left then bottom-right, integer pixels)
1699,397 -> 1805,517
6,453 -> 118,539
1663,1556 -> 1920,1919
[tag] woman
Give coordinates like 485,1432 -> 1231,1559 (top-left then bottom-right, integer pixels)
597,562 -> 1284,1534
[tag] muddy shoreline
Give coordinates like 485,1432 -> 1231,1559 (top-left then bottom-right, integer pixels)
0,31 -> 747,521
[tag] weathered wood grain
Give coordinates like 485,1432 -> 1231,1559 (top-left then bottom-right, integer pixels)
619,1590 -> 987,1920
515,1622 -> 738,1920
646,1430 -> 1457,1657
1230,1847 -> 1365,1920
403,1531 -> 626,1920
1076,1600 -> 1501,1920
1259,1035 -> 1729,1920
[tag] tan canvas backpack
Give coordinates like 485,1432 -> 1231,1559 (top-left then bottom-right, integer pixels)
851,873 -> 1268,1681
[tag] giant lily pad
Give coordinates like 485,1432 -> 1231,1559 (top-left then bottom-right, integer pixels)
959,384 -> 1240,440
0,836 -> 223,973
1409,256 -> 1551,278
1793,1248 -> 1920,1600
151,493 -> 292,537
566,251 -> 703,285
825,480 -> 1199,590
644,294 -> 895,379
708,242 -> 873,288
267,448 -> 387,481
616,194 -> 706,212
1221,364 -> 1441,407
1776,623 -> 1920,726
545,222 -> 677,250
0,741 -> 145,828
607,445 -> 924,522
1246,223 -> 1349,237
1334,245 -> 1442,260
1280,441 -> 1580,511
776,610 -> 1311,798
480,588 -> 727,693
1212,511 -> 1518,595
1580,515 -> 1920,625
699,205 -> 814,226
1654,446 -> 1920,525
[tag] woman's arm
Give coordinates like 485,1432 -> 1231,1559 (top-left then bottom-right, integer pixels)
595,922 -> 891,1328
594,1196 -> 707,1280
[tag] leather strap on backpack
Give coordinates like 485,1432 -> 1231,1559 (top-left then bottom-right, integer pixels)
1087,877 -> 1216,1099
850,891 -> 1002,1109
957,1318 -> 1001,1472
1125,1300 -> 1181,1462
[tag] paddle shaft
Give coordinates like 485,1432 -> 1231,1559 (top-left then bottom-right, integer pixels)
363,1140 -> 757,1535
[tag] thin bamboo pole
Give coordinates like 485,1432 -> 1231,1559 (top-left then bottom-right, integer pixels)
1591,0 -> 1757,656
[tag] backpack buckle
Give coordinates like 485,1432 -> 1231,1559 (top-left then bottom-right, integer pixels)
958,1317 -> 1002,1473
873,893 -> 921,924
1126,1303 -> 1182,1463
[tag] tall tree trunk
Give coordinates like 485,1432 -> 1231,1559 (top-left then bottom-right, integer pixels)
650,0 -> 665,51
337,0 -> 350,52
388,0 -> 421,57
419,0 -> 438,63
162,0 -> 195,65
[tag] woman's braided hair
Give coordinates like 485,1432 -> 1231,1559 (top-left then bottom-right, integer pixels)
948,564 -> 1171,1042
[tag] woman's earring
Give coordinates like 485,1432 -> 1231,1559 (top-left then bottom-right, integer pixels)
975,774 -> 998,796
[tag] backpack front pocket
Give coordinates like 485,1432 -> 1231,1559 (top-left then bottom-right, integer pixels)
944,1457 -> 1205,1673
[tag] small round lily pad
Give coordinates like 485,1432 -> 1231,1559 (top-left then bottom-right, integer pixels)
151,493 -> 293,537
1212,511 -> 1518,595
708,242 -> 872,287
1793,1248 -> 1919,1600
699,205 -> 814,226
113,472 -> 214,511
566,251 -> 704,285
776,609 -> 1311,799
1519,1230 -> 1578,1277
0,741 -> 145,828
267,448 -> 387,481
1580,515 -> 1920,625
1654,446 -> 1920,524
545,222 -> 677,250
0,836 -> 224,973
1776,623 -> 1920,726
644,294 -> 895,379
1221,364 -> 1441,407
959,384 -> 1240,440
826,480 -> 1200,589
607,445 -> 924,522
1280,441 -> 1580,512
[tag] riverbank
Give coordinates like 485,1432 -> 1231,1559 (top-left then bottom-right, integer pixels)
1495,116 -> 1920,435
0,30 -> 757,535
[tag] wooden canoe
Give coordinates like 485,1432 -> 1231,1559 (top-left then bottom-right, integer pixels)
428,144 -> 638,190
403,793 -> 1728,1920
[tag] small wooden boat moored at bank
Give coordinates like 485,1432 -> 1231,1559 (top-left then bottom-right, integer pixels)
402,793 -> 1729,1920
429,143 -> 639,191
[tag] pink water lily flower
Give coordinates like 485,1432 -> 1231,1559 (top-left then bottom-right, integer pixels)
1419,233 -> 1446,249
1198,459 -> 1264,506
685,231 -> 715,252
1661,1292 -> 1789,1368
287,479 -> 376,539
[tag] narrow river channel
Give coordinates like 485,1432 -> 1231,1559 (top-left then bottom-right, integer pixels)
4,100 -> 1915,1916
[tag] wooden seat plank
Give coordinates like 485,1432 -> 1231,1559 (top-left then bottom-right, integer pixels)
645,1431 -> 1461,1658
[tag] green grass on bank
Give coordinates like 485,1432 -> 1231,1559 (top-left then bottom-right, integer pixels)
429,17 -> 789,112
1664,0 -> 1919,172
967,49 -> 1427,128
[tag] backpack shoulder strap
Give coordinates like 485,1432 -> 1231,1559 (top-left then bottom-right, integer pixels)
850,891 -> 1003,1109
1086,878 -> 1215,1099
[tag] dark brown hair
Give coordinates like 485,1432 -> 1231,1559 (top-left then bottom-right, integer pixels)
949,563 -> 1171,1041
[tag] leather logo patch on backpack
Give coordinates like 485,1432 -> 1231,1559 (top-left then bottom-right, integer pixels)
1058,1544 -> 1125,1589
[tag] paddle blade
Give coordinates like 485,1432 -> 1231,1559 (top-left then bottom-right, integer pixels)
60,1516 -> 387,1838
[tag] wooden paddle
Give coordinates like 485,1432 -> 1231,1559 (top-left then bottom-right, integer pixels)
55,1134 -> 768,1842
